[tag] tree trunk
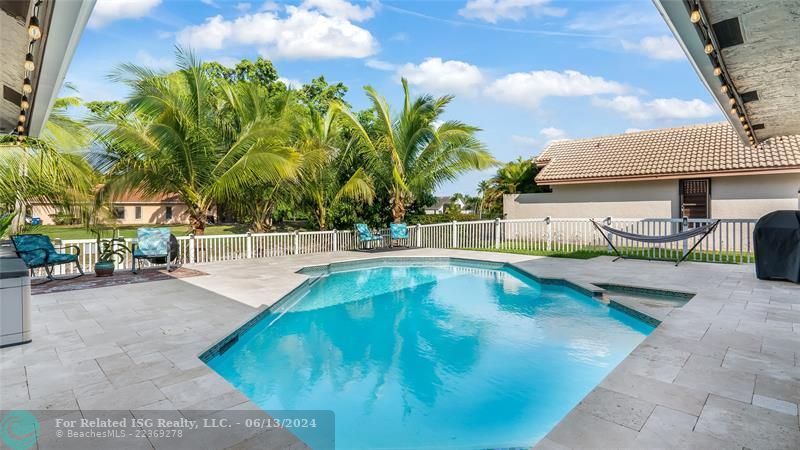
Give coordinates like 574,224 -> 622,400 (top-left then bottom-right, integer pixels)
390,191 -> 406,223
189,213 -> 206,236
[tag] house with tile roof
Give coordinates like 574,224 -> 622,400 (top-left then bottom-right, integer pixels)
29,191 -> 192,225
504,122 -> 800,220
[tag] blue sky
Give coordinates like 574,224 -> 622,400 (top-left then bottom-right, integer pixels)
66,0 -> 723,195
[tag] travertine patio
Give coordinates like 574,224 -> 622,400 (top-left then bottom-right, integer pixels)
2,249 -> 799,449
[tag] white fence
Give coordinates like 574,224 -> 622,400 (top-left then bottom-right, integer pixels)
48,217 -> 757,275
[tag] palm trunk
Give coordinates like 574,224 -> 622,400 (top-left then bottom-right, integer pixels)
189,212 -> 206,236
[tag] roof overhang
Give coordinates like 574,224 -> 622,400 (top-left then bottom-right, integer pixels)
537,166 -> 800,186
652,0 -> 800,145
0,0 -> 95,138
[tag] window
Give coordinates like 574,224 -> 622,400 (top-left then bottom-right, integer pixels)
165,206 -> 173,220
113,206 -> 125,219
135,206 -> 142,219
680,179 -> 710,218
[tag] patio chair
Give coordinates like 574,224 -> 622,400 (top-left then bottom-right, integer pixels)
11,234 -> 83,281
389,223 -> 410,248
132,227 -> 174,274
355,223 -> 383,250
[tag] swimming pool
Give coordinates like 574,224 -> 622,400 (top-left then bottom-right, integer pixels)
205,259 -> 654,449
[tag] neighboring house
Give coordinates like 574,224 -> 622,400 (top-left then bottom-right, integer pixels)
30,192 -> 191,225
504,122 -> 800,220
424,196 -> 468,215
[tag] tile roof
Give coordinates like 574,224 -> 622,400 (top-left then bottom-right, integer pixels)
534,122 -> 800,184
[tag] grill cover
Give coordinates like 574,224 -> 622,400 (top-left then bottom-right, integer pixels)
754,210 -> 800,283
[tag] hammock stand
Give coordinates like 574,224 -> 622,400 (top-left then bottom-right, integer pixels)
590,219 -> 721,266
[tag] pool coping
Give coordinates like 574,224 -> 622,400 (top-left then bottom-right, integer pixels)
198,255 -> 663,363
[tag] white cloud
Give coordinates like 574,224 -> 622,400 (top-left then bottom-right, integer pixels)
279,77 -> 303,89
485,70 -> 626,108
135,50 -> 173,70
592,96 -> 717,120
622,35 -> 684,61
176,3 -> 378,59
300,0 -> 377,22
459,0 -> 566,23
200,0 -> 219,7
365,58 -> 396,71
88,0 -> 161,28
568,7 -> 662,32
397,58 -> 484,96
512,127 -> 567,148
540,127 -> 567,142
235,2 -> 252,12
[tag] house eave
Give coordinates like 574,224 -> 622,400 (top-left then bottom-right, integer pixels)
536,166 -> 800,186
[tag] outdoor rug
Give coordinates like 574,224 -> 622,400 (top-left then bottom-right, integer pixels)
31,267 -> 208,295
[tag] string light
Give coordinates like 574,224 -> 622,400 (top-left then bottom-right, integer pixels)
720,84 -> 729,94
18,110 -> 26,123
24,52 -> 35,71
17,122 -> 24,133
22,78 -> 32,94
729,107 -> 737,115
739,115 -> 746,123
690,9 -> 701,23
28,15 -> 41,40
728,97 -> 736,106
704,42 -> 714,54
713,66 -> 722,77
20,95 -> 29,110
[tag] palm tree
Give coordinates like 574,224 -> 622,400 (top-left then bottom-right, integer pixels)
95,48 -> 300,235
0,88 -> 96,231
334,79 -> 498,223
294,107 -> 374,230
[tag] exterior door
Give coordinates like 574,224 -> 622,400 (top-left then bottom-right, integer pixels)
680,179 -> 710,218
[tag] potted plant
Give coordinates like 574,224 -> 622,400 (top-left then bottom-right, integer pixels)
94,232 -> 130,277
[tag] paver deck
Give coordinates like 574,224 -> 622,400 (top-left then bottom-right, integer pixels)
2,249 -> 799,449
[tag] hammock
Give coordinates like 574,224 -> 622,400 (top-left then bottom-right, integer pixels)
590,219 -> 721,266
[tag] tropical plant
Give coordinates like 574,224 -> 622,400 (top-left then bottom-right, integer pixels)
94,48 -> 300,235
477,157 -> 550,217
0,212 -> 15,239
293,107 -> 374,230
94,232 -> 130,263
335,79 -> 498,223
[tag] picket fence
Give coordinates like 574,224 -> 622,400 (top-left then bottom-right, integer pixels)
49,217 -> 758,275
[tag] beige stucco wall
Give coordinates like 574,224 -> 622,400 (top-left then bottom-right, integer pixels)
504,180 -> 680,219
30,203 -> 191,225
710,173 -> 800,218
504,173 -> 800,219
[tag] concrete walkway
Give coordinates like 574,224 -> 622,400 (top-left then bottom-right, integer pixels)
2,249 -> 799,449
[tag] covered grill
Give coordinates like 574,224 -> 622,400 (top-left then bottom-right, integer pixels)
754,211 -> 800,283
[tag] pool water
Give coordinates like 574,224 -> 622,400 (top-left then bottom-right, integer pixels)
207,261 -> 653,449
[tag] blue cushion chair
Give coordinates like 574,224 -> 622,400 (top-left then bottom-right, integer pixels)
11,234 -> 83,281
389,223 -> 409,247
355,223 -> 383,250
132,227 -> 173,273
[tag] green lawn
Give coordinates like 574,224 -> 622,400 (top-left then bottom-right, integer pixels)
461,244 -> 753,264
27,224 -> 250,240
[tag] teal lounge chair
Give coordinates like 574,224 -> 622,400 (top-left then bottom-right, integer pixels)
355,223 -> 383,250
389,223 -> 409,247
132,227 -> 173,273
11,234 -> 83,281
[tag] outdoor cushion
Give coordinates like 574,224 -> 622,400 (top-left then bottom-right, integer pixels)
390,223 -> 409,239
355,224 -> 382,241
11,234 -> 71,268
135,227 -> 170,257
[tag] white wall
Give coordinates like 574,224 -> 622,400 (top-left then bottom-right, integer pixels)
504,173 -> 800,219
